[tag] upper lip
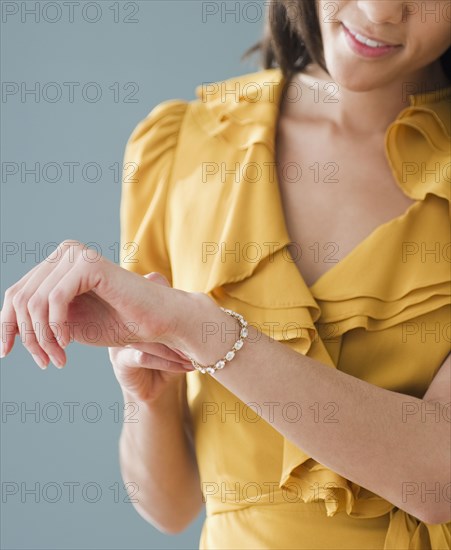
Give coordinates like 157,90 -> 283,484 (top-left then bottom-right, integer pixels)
342,22 -> 401,46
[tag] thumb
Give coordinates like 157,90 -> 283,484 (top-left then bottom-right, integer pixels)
143,271 -> 171,287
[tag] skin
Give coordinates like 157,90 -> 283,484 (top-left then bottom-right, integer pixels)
1,0 -> 451,532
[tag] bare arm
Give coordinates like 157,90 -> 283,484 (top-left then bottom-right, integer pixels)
180,292 -> 451,525
119,376 -> 204,534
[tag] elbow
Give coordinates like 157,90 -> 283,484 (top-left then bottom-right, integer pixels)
151,509 -> 199,535
424,509 -> 451,526
156,521 -> 193,535
407,450 -> 451,525
412,503 -> 451,525
133,502 -> 196,534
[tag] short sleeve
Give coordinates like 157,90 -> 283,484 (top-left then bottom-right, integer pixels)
119,99 -> 189,282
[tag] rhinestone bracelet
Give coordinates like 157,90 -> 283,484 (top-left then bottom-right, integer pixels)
188,307 -> 249,374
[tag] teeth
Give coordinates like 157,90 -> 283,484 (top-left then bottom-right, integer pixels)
355,33 -> 383,48
347,27 -> 386,48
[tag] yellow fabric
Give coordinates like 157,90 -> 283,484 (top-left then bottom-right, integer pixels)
119,68 -> 451,549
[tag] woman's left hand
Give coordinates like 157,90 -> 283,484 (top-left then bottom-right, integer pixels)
0,239 -> 194,369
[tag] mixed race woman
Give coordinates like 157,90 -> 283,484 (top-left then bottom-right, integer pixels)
1,1 -> 450,548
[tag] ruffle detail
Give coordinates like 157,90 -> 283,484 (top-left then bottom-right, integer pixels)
385,86 -> 451,202
282,458 -> 394,518
279,458 -> 451,549
214,247 -> 321,350
310,195 -> 451,338
194,70 -> 282,152
384,508 -> 451,550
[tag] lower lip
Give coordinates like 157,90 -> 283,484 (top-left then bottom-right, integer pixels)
341,23 -> 401,58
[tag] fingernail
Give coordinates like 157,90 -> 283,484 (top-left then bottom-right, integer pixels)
0,340 -> 6,358
49,355 -> 64,369
32,354 -> 47,370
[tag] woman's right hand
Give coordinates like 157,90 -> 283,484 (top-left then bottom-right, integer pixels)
108,272 -> 194,404
108,341 -> 192,403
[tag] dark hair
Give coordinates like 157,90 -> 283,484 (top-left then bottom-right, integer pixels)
242,0 -> 451,85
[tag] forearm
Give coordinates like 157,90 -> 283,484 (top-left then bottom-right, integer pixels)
180,294 -> 450,524
119,378 -> 203,533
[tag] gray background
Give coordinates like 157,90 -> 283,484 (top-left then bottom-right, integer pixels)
1,1 -> 265,548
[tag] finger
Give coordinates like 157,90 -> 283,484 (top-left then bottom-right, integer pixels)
11,286 -> 55,369
114,347 -> 191,373
0,305 -> 19,358
0,242 -> 78,360
123,341 -> 190,364
28,253 -> 86,367
13,247 -> 82,368
0,264 -> 47,358
47,251 -> 104,349
10,296 -> 51,369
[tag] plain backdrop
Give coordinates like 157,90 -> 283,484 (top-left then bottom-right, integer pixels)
1,1 -> 265,548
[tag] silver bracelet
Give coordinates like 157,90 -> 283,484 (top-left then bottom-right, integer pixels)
188,307 -> 249,374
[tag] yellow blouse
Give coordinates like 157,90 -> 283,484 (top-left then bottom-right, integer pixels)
119,68 -> 451,549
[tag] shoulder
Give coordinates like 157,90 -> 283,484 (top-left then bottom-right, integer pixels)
124,98 -> 189,156
124,68 -> 285,158
182,67 -> 286,156
192,67 -> 284,132
193,67 -> 284,105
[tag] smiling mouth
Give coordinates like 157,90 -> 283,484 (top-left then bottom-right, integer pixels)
341,23 -> 401,48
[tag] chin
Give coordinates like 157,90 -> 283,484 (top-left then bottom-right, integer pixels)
326,61 -> 397,92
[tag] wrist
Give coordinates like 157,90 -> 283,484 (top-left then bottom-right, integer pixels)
177,292 -> 245,370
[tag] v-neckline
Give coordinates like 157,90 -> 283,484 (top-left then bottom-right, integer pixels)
268,71 -> 437,291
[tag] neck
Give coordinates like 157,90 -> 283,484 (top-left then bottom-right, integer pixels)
288,62 -> 451,136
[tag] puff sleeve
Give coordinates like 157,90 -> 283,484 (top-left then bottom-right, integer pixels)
119,99 -> 189,281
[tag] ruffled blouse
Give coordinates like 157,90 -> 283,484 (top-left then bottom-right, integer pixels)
119,68 -> 451,549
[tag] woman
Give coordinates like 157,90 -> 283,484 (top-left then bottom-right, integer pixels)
1,1 -> 450,548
